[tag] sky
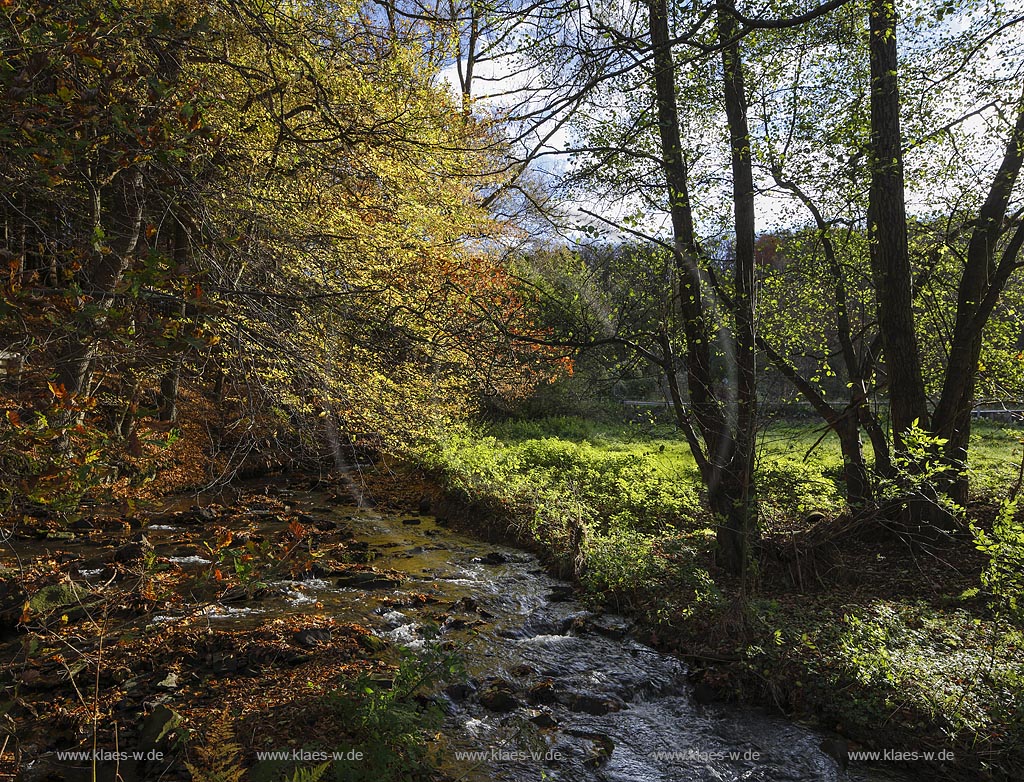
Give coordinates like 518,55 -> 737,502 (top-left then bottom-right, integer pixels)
433,0 -> 1024,243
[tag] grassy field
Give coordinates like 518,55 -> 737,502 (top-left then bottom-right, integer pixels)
415,416 -> 1024,780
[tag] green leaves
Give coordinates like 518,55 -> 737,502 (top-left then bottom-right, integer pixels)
971,498 -> 1024,621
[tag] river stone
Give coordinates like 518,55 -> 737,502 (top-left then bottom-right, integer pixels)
569,730 -> 615,767
586,615 -> 632,640
138,704 -> 181,750
302,514 -> 337,532
477,552 -> 508,565
547,585 -> 575,602
357,633 -> 388,652
192,505 -> 217,523
478,681 -> 520,713
28,582 -> 90,614
445,682 -> 476,701
156,672 -> 179,690
453,596 -> 477,611
561,692 -> 625,715
293,627 -> 332,648
559,615 -> 587,635
114,536 -> 152,563
526,680 -> 558,705
336,571 -> 401,589
529,711 -> 559,729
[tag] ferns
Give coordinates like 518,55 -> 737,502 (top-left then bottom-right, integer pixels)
185,710 -> 244,782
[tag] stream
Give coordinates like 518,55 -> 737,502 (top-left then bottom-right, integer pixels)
9,485 -> 918,782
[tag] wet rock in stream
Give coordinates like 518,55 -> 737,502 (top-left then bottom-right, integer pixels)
560,692 -> 626,716
335,570 -> 402,589
113,536 -> 152,563
478,680 -> 521,713
477,551 -> 508,565
529,711 -> 559,729
527,680 -> 559,705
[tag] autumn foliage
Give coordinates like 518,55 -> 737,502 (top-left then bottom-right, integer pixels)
0,0 -> 563,508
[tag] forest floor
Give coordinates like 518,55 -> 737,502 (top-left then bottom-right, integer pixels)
4,413 -> 1023,781
0,479 -> 455,782
414,415 -> 1024,781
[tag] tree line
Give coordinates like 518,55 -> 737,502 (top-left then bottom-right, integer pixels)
0,0 -> 555,508
3,0 -> 1023,578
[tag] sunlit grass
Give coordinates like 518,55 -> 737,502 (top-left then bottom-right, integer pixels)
417,415 -> 1024,773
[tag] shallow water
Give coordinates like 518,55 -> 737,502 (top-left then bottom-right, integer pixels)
4,488 -> 920,781
220,494 -> 915,782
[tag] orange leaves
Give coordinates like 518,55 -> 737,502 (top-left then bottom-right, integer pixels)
287,519 -> 307,541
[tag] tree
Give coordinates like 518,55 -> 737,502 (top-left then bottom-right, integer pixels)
0,0 -> 557,504
494,0 -> 1024,548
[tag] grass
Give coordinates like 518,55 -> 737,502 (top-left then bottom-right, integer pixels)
415,415 -> 1024,780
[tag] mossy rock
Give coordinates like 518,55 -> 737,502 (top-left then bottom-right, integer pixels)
28,582 -> 91,614
357,634 -> 388,653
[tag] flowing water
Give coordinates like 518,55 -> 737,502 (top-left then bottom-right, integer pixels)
7,488 -> 919,782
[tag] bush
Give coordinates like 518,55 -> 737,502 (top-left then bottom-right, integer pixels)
971,499 -> 1024,622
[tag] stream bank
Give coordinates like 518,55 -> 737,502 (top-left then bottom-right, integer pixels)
386,454 -> 1006,782
3,471 -> 924,781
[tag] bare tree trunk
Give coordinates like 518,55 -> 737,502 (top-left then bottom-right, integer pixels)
867,0 -> 929,450
716,0 -> 759,575
933,94 -> 1024,505
646,0 -> 760,574
647,0 -> 724,460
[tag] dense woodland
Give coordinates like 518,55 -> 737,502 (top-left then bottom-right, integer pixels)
2,0 -> 1024,780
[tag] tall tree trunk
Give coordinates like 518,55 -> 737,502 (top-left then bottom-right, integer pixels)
647,0 -> 724,460
837,413 -> 872,506
56,167 -> 145,401
647,0 -> 757,574
159,215 -> 192,423
867,0 -> 929,450
932,94 -> 1024,505
717,0 -> 759,574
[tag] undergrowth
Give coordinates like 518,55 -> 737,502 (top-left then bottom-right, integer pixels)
416,415 -> 1024,779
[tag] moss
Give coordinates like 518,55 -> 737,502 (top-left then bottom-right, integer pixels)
28,581 -> 91,614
